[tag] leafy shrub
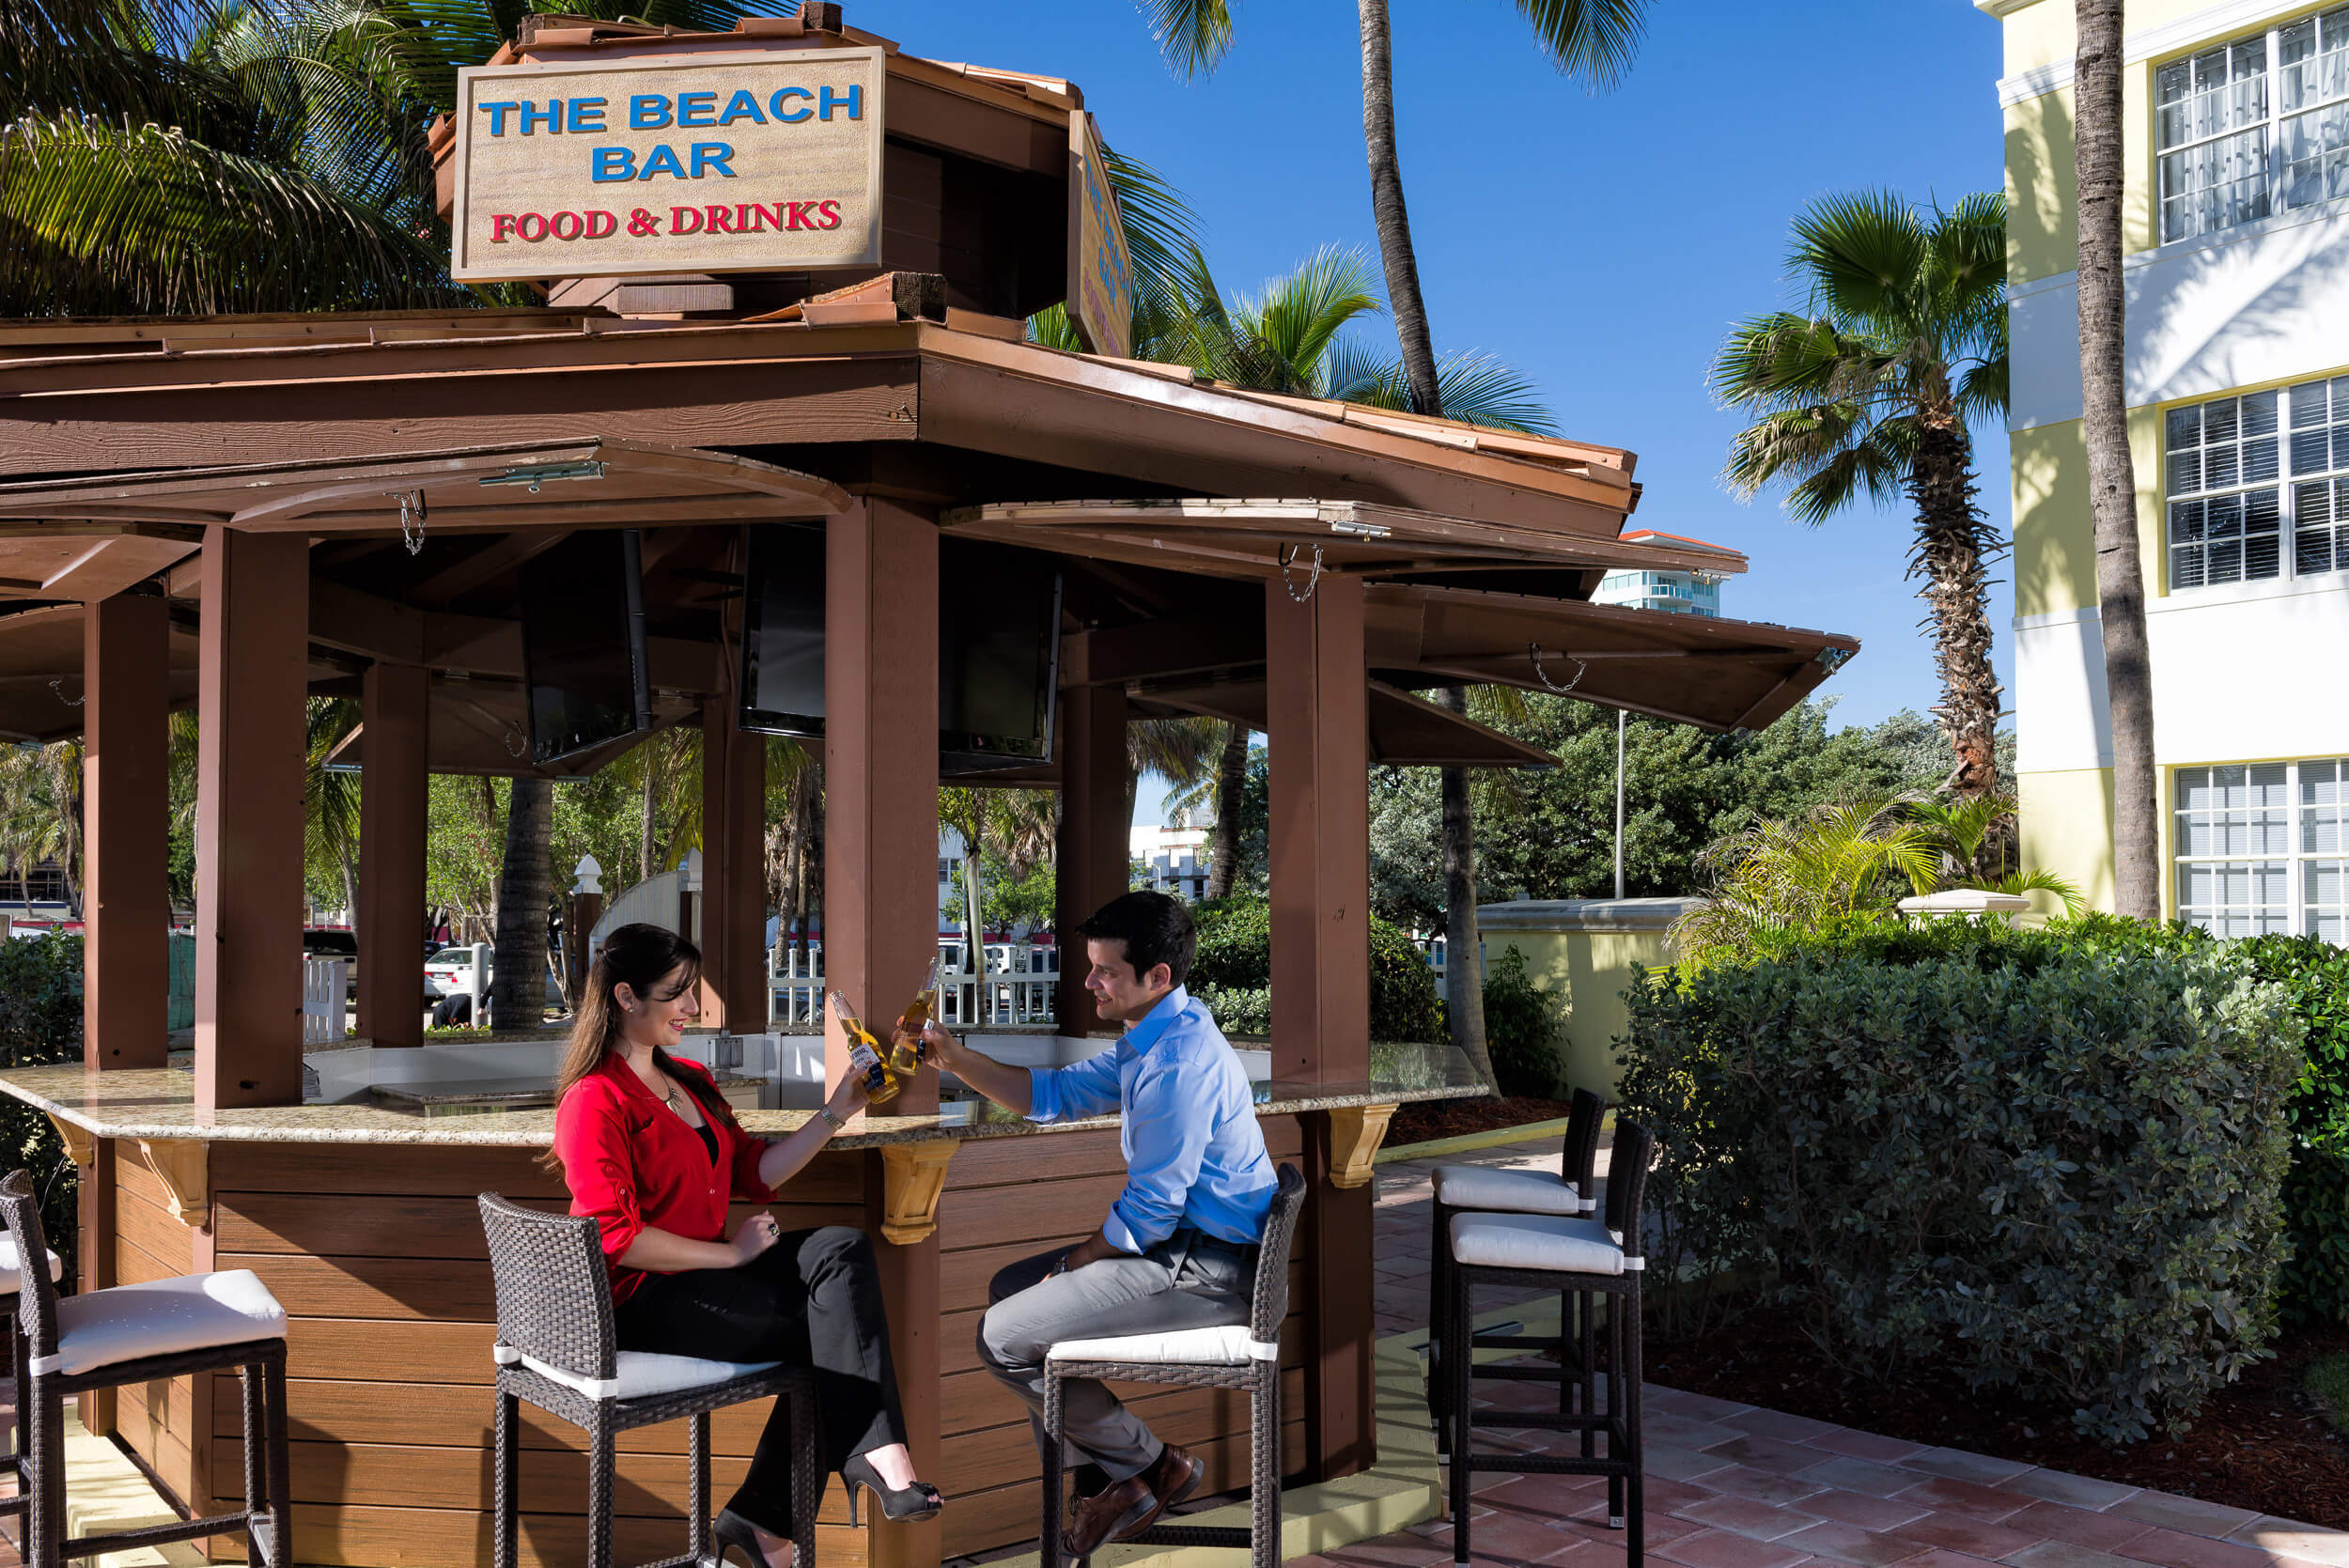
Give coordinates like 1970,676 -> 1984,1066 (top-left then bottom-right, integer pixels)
1189,895 -> 1444,1043
0,933 -> 84,1286
1482,945 -> 1563,1097
1616,917 -> 2299,1443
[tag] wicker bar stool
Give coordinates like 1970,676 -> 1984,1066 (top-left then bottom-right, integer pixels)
0,1228 -> 62,1526
0,1170 -> 290,1568
1427,1087 -> 1607,1463
477,1194 -> 821,1568
1443,1122 -> 1654,1568
1039,1163 -> 1307,1568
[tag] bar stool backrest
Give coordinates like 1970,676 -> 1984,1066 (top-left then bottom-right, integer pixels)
477,1193 -> 618,1386
1563,1088 -> 1607,1200
0,1171 -> 59,1359
1602,1122 -> 1654,1266
1250,1164 -> 1308,1346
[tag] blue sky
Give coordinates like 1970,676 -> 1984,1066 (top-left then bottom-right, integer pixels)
879,1 -> 2009,819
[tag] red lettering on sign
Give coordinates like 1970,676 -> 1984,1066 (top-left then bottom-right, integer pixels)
550,210 -> 583,241
785,201 -> 816,231
515,212 -> 549,241
670,207 -> 704,235
817,199 -> 842,230
490,213 -> 518,243
586,210 -> 618,239
704,205 -> 736,235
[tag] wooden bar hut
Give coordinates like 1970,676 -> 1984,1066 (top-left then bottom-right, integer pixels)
0,9 -> 1859,1567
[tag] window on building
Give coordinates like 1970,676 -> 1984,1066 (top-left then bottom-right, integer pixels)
2165,377 -> 2349,587
2158,8 -> 2349,243
2175,758 -> 2349,940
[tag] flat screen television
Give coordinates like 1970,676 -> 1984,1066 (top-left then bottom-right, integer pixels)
737,526 -> 1061,769
520,529 -> 652,768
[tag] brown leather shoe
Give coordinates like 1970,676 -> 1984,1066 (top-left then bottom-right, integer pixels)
1063,1475 -> 1155,1558
1115,1443 -> 1204,1542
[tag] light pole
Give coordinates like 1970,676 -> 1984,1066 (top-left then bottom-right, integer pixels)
1613,709 -> 1627,899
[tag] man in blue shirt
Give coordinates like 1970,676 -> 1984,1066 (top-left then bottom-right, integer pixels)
911,892 -> 1276,1557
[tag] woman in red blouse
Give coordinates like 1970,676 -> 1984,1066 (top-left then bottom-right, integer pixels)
552,924 -> 940,1568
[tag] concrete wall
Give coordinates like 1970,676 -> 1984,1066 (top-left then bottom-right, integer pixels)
1477,898 -> 1695,1095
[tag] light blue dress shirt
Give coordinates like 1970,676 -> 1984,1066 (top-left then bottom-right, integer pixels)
1027,986 -> 1278,1254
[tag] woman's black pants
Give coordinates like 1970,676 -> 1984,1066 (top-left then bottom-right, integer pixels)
615,1225 -> 908,1537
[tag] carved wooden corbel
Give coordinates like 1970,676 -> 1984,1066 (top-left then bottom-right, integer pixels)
135,1139 -> 210,1228
1325,1103 -> 1398,1189
45,1114 -> 92,1170
878,1141 -> 956,1245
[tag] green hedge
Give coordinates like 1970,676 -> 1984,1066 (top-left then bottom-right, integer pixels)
1482,946 -> 1563,1098
1617,917 -> 2299,1443
0,933 -> 84,1287
1188,895 -> 1444,1043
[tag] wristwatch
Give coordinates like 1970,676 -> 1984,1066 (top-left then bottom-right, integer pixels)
817,1106 -> 848,1133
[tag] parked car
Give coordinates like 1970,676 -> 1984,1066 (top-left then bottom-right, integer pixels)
424,945 -> 489,1001
303,927 -> 360,1001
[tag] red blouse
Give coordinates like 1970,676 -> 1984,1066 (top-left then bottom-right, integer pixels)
553,1055 -> 776,1303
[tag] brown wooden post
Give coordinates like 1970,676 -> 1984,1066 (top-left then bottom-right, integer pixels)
824,497 -> 941,1568
1053,685 -> 1129,1030
73,1137 -> 115,1436
357,661 -> 429,1047
699,698 -> 769,1030
1263,573 -> 1376,1481
82,592 -> 169,1069
194,525 -> 310,1110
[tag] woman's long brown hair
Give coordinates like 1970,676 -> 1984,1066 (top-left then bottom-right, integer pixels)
542,922 -> 730,1171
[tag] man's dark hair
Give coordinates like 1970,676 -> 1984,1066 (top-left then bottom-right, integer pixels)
1075,891 -> 1197,988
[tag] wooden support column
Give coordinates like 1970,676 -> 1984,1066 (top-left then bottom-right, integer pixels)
825,497 -> 941,1568
194,526 -> 309,1110
1053,685 -> 1129,1030
699,698 -> 768,1030
1264,573 -> 1376,1482
357,661 -> 428,1047
82,592 -> 169,1069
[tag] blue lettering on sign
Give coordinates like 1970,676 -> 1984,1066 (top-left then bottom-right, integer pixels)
638,144 -> 688,179
677,91 -> 718,128
690,143 -> 736,178
630,94 -> 671,130
568,97 -> 607,132
518,100 -> 561,134
769,86 -> 813,123
718,89 -> 766,126
591,146 -> 634,181
818,85 -> 862,121
479,101 -> 520,135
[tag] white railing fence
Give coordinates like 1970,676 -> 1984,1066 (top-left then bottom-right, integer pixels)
771,941 -> 1059,1030
302,957 -> 348,1046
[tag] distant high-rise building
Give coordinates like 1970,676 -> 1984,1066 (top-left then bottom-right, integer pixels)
1591,531 -> 1735,617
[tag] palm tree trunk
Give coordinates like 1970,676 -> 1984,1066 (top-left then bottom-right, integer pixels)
491,777 -> 552,1032
1435,688 -> 1494,1082
640,761 -> 657,885
2076,0 -> 2159,919
1906,407 -> 2003,798
1205,723 -> 1247,902
1357,0 -> 1443,418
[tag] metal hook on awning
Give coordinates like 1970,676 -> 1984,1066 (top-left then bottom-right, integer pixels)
49,679 -> 82,708
1528,644 -> 1587,695
504,721 -> 528,759
1278,542 -> 1323,602
394,489 -> 428,557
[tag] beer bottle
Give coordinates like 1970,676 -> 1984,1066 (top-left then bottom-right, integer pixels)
827,989 -> 898,1106
890,953 -> 945,1076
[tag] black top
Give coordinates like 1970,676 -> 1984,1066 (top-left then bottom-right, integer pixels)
692,1120 -> 719,1165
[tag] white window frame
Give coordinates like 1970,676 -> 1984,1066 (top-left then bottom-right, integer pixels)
2173,756 -> 2349,940
2163,373 -> 2349,590
2156,7 -> 2349,245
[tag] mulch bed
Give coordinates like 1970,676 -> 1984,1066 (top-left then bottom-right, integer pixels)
1390,1095 -> 1574,1148
1646,1297 -> 2349,1529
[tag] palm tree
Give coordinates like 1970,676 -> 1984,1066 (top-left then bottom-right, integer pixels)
1714,191 -> 2010,800
1202,723 -> 1248,902
303,698 -> 363,929
1127,716 -> 1223,847
489,776 -> 551,1029
2073,0 -> 2156,920
0,739 -> 83,916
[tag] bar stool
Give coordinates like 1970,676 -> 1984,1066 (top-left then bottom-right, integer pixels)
1426,1087 -> 1607,1461
1442,1122 -> 1654,1568
1039,1163 -> 1308,1568
0,1170 -> 290,1568
477,1194 -> 821,1568
0,1227 -> 62,1525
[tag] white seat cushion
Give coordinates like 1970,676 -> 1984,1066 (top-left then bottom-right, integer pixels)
1449,1213 -> 1635,1276
498,1343 -> 781,1402
1432,1166 -> 1589,1216
37,1270 -> 286,1378
1047,1325 -> 1277,1367
0,1233 -> 62,1296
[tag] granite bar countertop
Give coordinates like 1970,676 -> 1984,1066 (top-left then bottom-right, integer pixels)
0,1055 -> 1487,1150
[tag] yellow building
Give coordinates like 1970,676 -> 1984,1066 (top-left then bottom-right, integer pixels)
1984,0 -> 2349,939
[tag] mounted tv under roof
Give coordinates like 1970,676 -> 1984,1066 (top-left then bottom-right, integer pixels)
521,530 -> 653,768
739,525 -> 1062,769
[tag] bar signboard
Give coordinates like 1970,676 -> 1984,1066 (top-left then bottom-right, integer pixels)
1066,110 -> 1134,360
450,47 -> 885,282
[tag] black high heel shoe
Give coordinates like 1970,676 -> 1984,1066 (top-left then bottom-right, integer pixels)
840,1452 -> 943,1526
713,1508 -> 789,1568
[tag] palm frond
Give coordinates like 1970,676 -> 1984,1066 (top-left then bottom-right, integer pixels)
1138,0 -> 1233,80
1509,0 -> 1650,90
1431,350 -> 1556,433
1989,868 -> 2088,918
